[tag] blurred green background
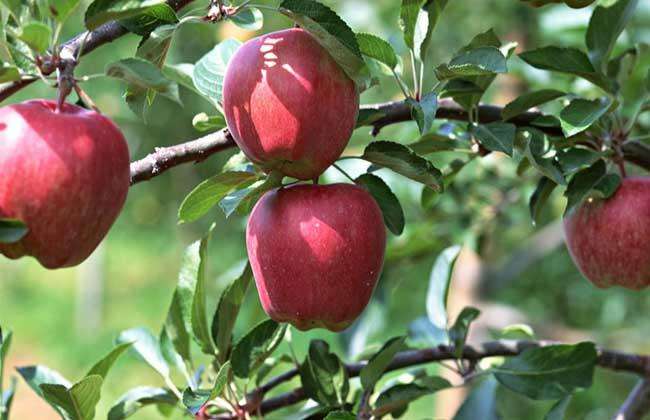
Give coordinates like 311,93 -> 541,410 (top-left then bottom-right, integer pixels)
1,0 -> 650,419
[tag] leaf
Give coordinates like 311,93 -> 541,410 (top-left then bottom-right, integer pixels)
108,387 -> 177,420
586,0 -> 639,72
453,376 -> 499,420
231,320 -> 286,378
360,336 -> 406,390
449,307 -> 480,358
564,160 -> 621,214
159,328 -> 192,388
17,365 -> 70,398
559,97 -> 612,137
400,0 -> 424,51
435,47 -> 507,80
519,47 -> 612,91
0,219 -> 27,244
192,113 -> 226,132
1,377 -> 17,420
409,133 -> 471,154
219,172 -> 284,217
163,63 -> 198,94
120,3 -> 178,36
556,148 -> 602,175
178,171 -> 259,223
324,411 -> 355,420
106,57 -> 179,102
356,33 -> 398,69
192,38 -> 241,110
0,64 -> 20,83
17,22 -> 51,53
408,92 -> 438,135
300,340 -> 349,407
494,342 -> 597,400
374,377 -> 451,417
522,129 -> 565,185
230,7 -> 263,31
470,122 -> 516,156
40,375 -> 103,420
134,22 -> 177,66
362,141 -> 443,191
426,245 -> 462,343
49,0 -> 82,22
355,174 -> 405,235
545,396 -> 572,420
499,324 -> 536,340
116,328 -> 169,380
86,342 -> 132,380
502,89 -> 566,121
529,177 -> 557,226
85,0 -> 167,30
181,362 -> 230,415
278,0 -> 368,88
414,0 -> 449,62
185,235 -> 216,355
0,330 -> 11,389
212,264 -> 253,363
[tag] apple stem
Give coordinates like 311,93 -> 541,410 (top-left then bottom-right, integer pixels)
74,84 -> 100,113
312,177 -> 319,185
55,48 -> 77,113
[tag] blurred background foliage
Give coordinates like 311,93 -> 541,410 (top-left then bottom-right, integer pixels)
1,0 -> 650,418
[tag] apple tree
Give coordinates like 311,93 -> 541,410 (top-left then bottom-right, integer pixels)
1,0 -> 650,419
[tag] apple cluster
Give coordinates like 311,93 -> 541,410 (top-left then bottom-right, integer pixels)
223,28 -> 386,331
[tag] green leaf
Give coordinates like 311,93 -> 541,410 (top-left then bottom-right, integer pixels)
408,92 -> 438,135
409,133 -> 471,154
559,97 -> 612,137
299,340 -> 349,407
0,330 -> 11,390
556,148 -> 603,175
185,235 -> 216,355
0,0 -> 22,20
375,377 -> 451,417
400,0 -> 424,51
230,7 -> 263,31
1,377 -> 17,420
502,89 -> 566,121
181,361 -> 230,415
414,0 -> 449,62
192,112 -> 226,132
159,328 -> 192,388
108,387 -> 177,420
564,160 -> 621,214
586,0 -> 639,72
86,342 -> 132,380
519,47 -> 612,91
120,3 -> 178,36
522,129 -> 565,185
40,375 -> 103,420
178,171 -> 259,223
470,122 -> 516,156
324,411 -> 355,420
49,0 -> 82,22
356,33 -> 397,69
498,324 -> 536,340
163,63 -> 197,94
494,342 -> 597,400
106,57 -> 179,102
219,172 -> 284,217
231,320 -> 286,378
453,376 -> 499,420
212,264 -> 253,363
278,0 -> 368,88
116,328 -> 169,380
355,173 -> 405,235
362,141 -> 443,191
435,47 -> 507,80
133,22 -> 177,67
449,307 -> 480,358
529,177 -> 557,226
192,38 -> 241,110
0,63 -> 21,83
360,336 -> 406,390
16,22 -> 51,53
426,245 -> 462,342
17,365 -> 70,398
0,219 -> 27,244
85,0 -> 167,30
545,396 -> 572,420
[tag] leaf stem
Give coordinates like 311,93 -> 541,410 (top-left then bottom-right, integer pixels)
332,163 -> 355,182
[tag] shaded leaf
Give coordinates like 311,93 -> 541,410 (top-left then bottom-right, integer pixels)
85,0 -> 167,30
564,160 -> 621,214
586,0 -> 639,72
230,7 -> 263,31
300,340 -> 349,407
435,47 -> 507,80
116,328 -> 169,379
108,387 -> 177,420
86,342 -> 132,380
426,246 -> 462,342
40,375 -> 103,420
192,38 -> 242,110
449,307 -> 480,358
355,173 -> 405,235
453,376 -> 499,420
0,219 -> 27,244
559,97 -> 612,137
360,336 -> 406,390
356,33 -> 397,69
502,90 -> 566,121
545,396 -> 572,420
529,177 -> 557,225
470,122 -> 516,156
231,320 -> 286,378
408,92 -> 438,135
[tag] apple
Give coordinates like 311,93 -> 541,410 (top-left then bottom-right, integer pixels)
246,183 -> 386,331
563,177 -> 650,290
222,28 -> 359,180
0,100 -> 130,269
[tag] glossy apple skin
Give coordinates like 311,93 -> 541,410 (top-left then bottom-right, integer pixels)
563,177 -> 650,290
246,183 -> 386,331
223,28 -> 359,180
0,100 -> 130,269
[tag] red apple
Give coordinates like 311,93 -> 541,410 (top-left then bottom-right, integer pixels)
246,183 -> 386,331
0,100 -> 130,269
223,28 -> 359,180
563,176 -> 650,290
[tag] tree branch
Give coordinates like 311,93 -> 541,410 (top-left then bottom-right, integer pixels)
205,340 -> 650,419
615,379 -> 650,420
